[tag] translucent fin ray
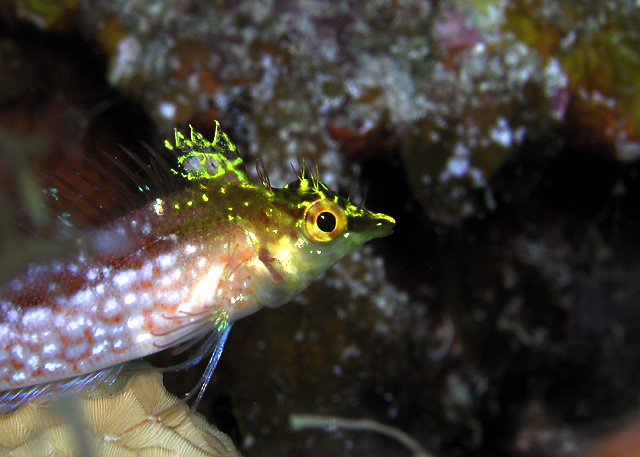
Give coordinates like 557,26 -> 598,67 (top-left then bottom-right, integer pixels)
0,364 -> 123,413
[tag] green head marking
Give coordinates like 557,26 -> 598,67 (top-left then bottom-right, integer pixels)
165,121 -> 248,183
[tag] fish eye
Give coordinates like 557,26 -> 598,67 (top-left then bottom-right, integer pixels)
317,211 -> 336,232
304,200 -> 347,242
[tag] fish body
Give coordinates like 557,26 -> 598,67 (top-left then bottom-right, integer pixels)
0,122 -> 395,407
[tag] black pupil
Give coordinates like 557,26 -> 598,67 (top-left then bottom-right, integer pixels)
316,212 -> 337,232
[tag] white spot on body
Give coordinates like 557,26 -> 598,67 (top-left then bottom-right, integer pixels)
44,361 -> 64,373
21,308 -> 52,327
102,299 -> 119,318
22,333 -> 39,346
159,268 -> 182,287
112,338 -> 125,351
135,333 -> 151,344
157,254 -> 176,270
141,261 -> 154,280
12,372 -> 26,383
0,324 -> 10,339
92,341 -> 109,356
114,269 -> 138,287
43,343 -> 59,356
53,313 -> 67,329
11,345 -> 25,362
70,289 -> 93,307
65,317 -> 88,341
124,293 -> 136,305
3,307 -> 20,324
26,355 -> 39,370
127,315 -> 143,330
164,290 -> 182,305
86,268 -> 99,281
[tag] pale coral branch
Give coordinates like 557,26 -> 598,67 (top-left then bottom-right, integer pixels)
289,413 -> 434,457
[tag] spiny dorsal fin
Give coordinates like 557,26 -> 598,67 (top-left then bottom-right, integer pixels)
166,121 -> 248,185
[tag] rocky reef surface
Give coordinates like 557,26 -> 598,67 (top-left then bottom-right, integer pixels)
1,1 -> 640,456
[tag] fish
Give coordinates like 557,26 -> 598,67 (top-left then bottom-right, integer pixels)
0,121 -> 395,411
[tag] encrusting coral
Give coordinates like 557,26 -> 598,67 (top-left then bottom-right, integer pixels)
0,365 -> 242,457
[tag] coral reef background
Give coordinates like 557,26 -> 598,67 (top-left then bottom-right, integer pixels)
1,1 -> 640,456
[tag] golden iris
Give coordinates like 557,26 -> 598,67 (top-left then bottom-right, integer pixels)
304,200 -> 347,242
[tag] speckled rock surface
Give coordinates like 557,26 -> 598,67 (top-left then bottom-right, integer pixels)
2,1 -> 640,456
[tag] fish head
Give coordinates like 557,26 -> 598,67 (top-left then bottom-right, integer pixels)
253,176 -> 395,308
165,122 -> 394,315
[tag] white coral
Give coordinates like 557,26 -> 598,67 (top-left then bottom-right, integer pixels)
0,367 -> 241,457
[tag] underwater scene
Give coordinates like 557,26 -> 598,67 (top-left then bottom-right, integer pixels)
1,1 -> 639,456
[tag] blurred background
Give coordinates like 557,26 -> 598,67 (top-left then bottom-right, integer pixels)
1,1 -> 640,456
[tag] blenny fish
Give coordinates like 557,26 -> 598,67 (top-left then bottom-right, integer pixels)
0,122 -> 395,411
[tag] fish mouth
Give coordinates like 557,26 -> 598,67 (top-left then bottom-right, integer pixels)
346,210 -> 395,241
370,213 -> 395,239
